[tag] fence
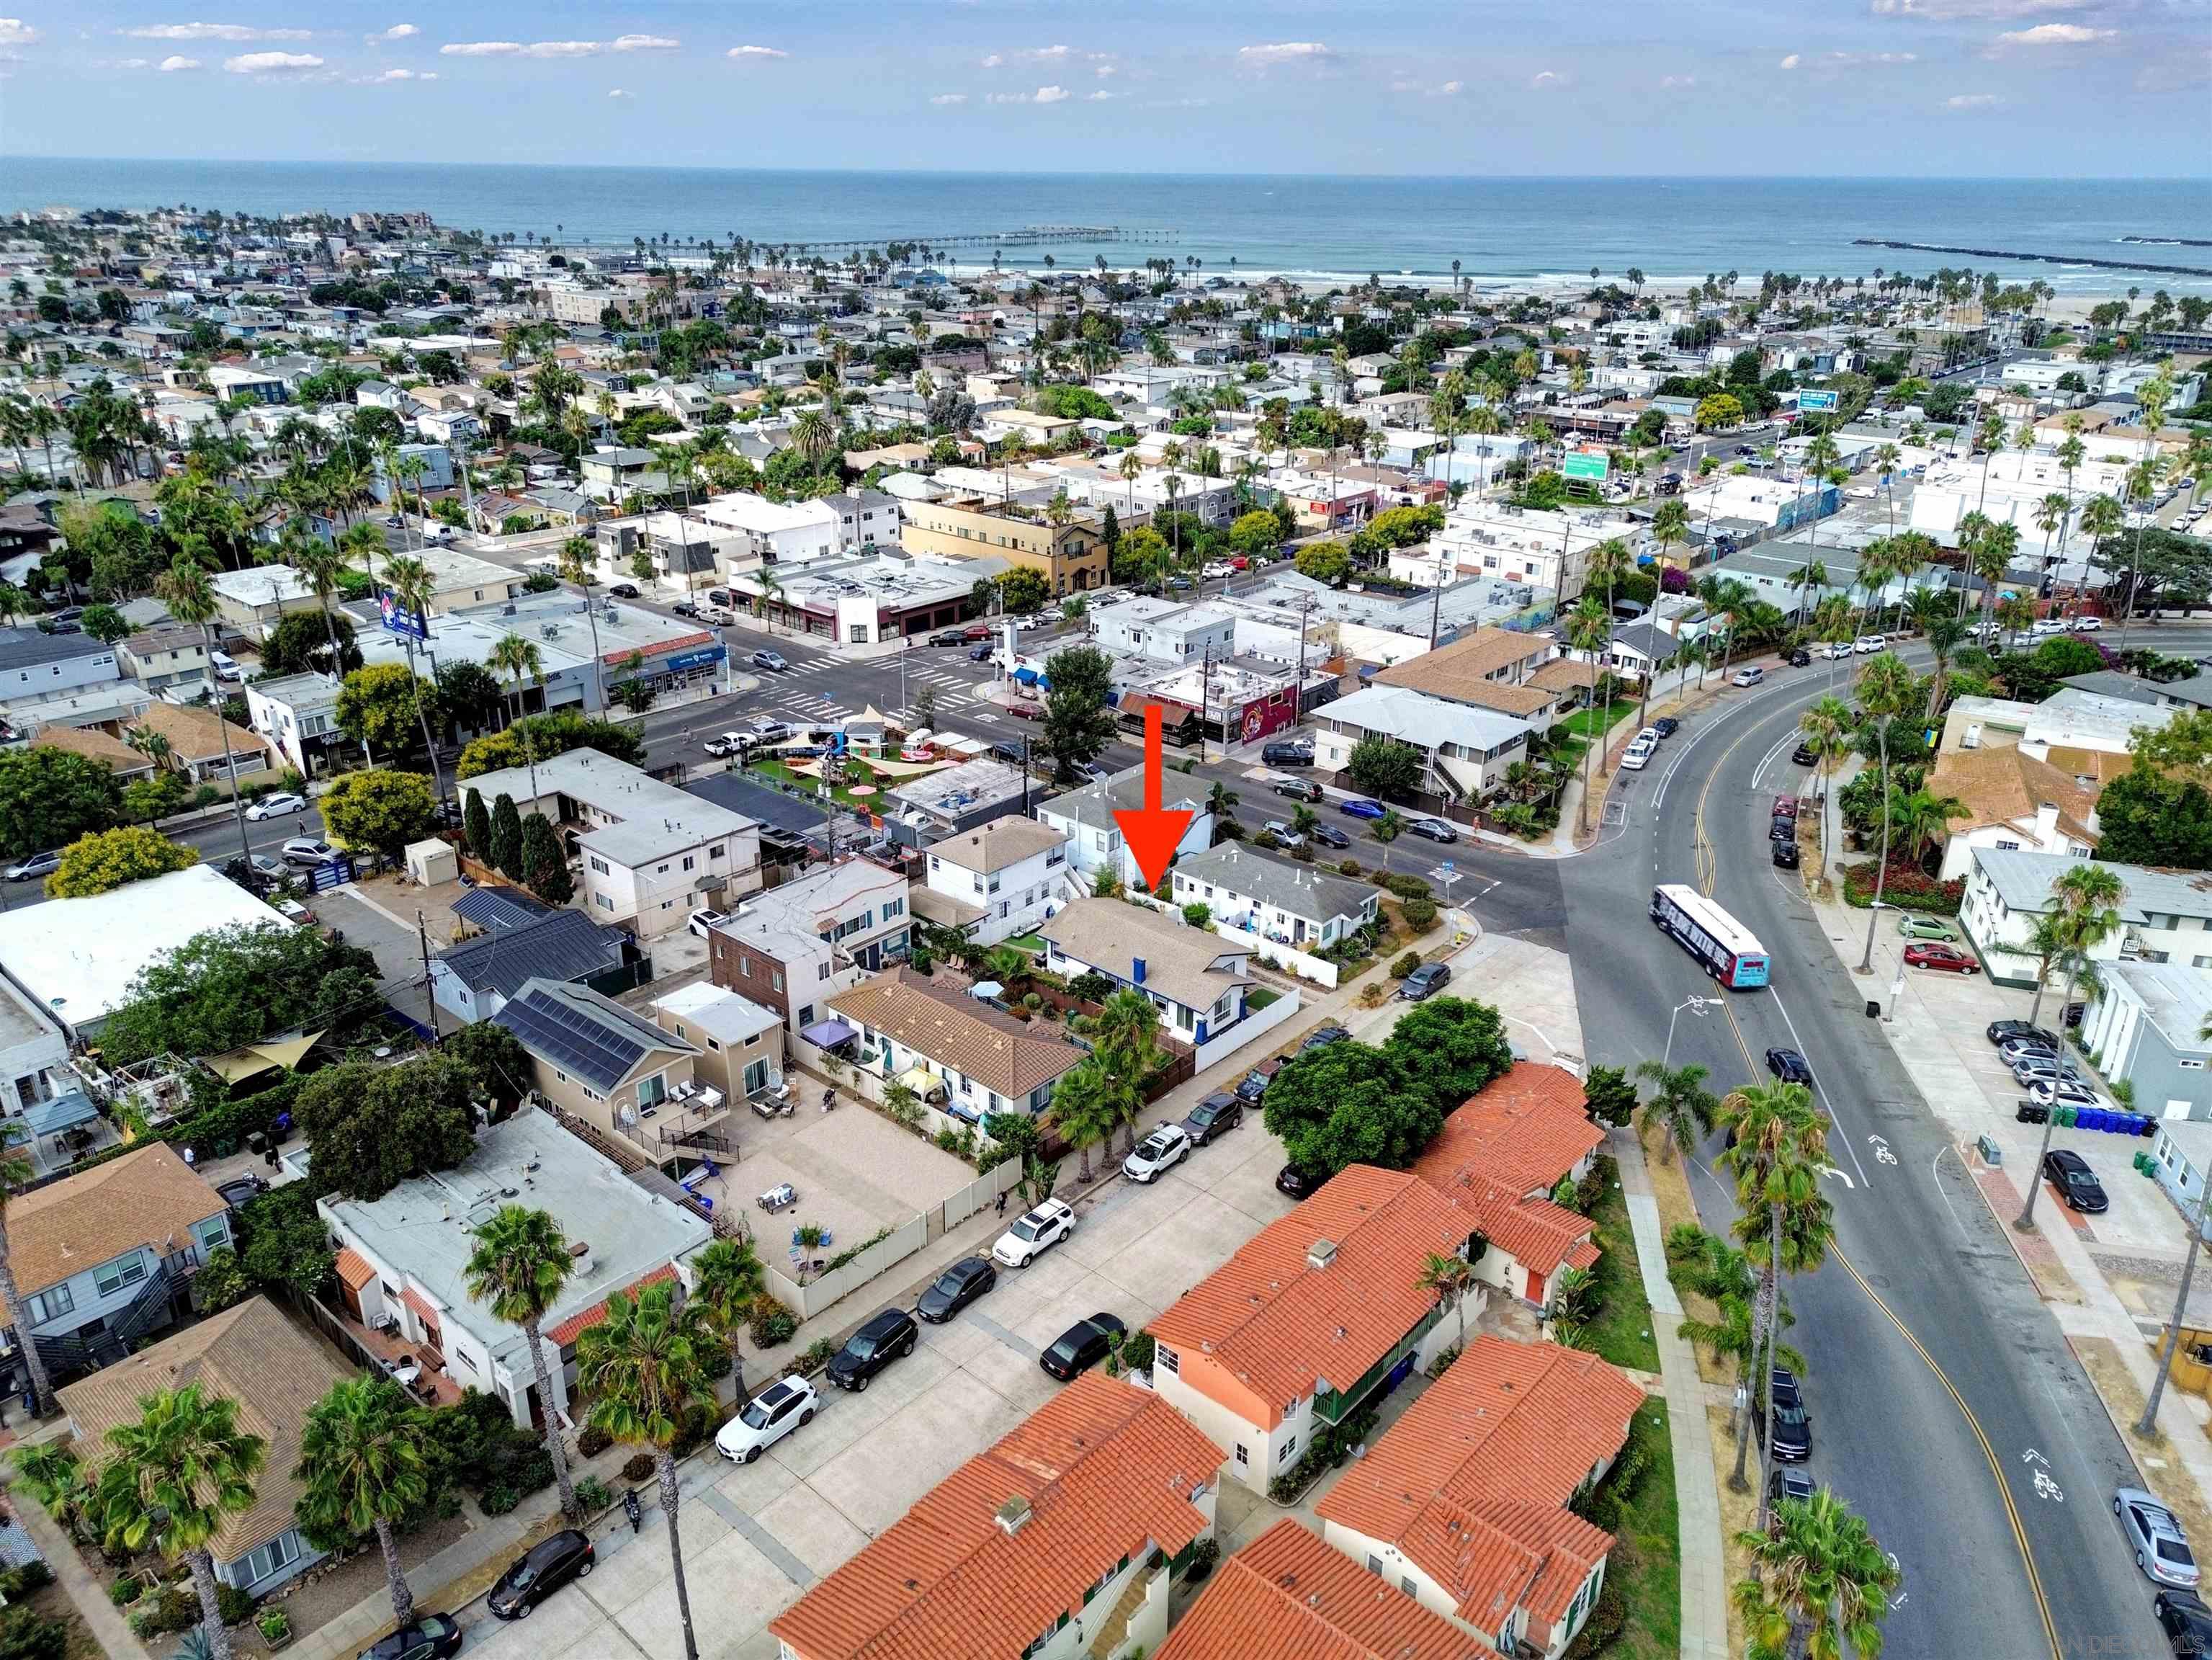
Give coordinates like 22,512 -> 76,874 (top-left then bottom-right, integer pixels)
1193,987 -> 1304,1074
1209,921 -> 1340,988
761,1211 -> 928,1321
938,1156 -> 1027,1234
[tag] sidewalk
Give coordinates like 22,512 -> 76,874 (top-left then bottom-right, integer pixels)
6,1477 -> 149,1660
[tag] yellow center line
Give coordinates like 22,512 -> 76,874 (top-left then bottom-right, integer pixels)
1688,690 -> 2065,1659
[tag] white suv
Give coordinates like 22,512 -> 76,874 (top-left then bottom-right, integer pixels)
715,1375 -> 818,1464
992,1197 -> 1076,1267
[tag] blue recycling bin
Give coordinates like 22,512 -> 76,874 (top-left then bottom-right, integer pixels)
2081,1108 -> 2106,1133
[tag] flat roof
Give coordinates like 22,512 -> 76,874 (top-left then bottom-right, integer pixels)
458,749 -> 756,867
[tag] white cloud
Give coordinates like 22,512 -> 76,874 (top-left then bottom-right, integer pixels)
1530,68 -> 1567,87
980,53 -> 1003,67
1086,88 -> 1113,99
113,56 -> 150,67
608,87 -> 632,98
1030,44 -> 1070,58
519,40 -> 600,58
158,53 -> 200,71
930,91 -> 968,104
1945,91 -> 2002,105
727,45 -> 787,60
1436,79 -> 1462,95
225,50 -> 323,73
372,23 -> 418,41
357,66 -> 435,83
987,84 -> 1070,103
1832,48 -> 1917,61
125,22 -> 308,41
441,41 -> 521,55
1778,52 -> 1801,68
442,39 -> 605,58
0,18 -> 39,46
1660,73 -> 1696,88
1033,83 -> 1068,102
1095,62 -> 1116,76
1996,22 -> 2115,43
1238,41 -> 1333,66
612,34 -> 679,52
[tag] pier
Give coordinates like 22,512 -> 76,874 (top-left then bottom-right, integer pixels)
1853,237 -> 2212,279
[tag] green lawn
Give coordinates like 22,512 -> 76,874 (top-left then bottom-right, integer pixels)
1248,986 -> 1281,1011
1555,701 -> 1638,744
1006,932 -> 1048,955
747,756 -> 887,812
1586,1164 -> 1662,1374
1612,1401 -> 1683,1660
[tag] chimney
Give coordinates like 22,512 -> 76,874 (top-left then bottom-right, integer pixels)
568,1239 -> 594,1277
1307,1238 -> 1338,1270
994,1495 -> 1032,1537
1132,956 -> 1147,986
2034,800 -> 2060,843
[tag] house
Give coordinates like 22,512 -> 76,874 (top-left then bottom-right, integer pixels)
59,1298 -> 346,1597
1953,847 -> 2186,989
1035,764 -> 1212,888
0,628 -> 122,710
1601,622 -> 1680,687
919,818 -> 1071,946
1041,899 -> 1254,1049
1150,1165 -> 1480,1493
130,698 -> 279,785
0,975 -> 73,1143
579,446 -> 668,502
0,1145 -> 231,1387
705,857 -> 911,1034
429,909 -> 636,1025
2077,960 -> 2211,1123
1315,1337 -> 1647,1660
493,978 -> 707,1151
1925,744 -> 2100,880
1093,598 -> 1237,665
823,966 -> 1086,1128
769,1371 -> 1222,1660
30,723 -> 153,781
207,564 -> 330,639
650,981 -> 784,1105
1411,1063 -> 1606,1311
1154,1518 -> 1495,1660
897,498 -> 1112,596
455,750 -> 761,937
1375,625 -> 1566,728
318,1109 -> 712,1427
822,488 -> 902,552
695,492 -> 841,566
1170,844 -> 1379,966
1313,684 -> 1533,808
115,624 -> 214,695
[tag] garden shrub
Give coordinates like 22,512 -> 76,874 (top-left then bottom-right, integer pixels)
622,1452 -> 656,1483
748,1295 -> 800,1348
1390,952 -> 1423,979
480,1486 -> 519,1517
108,1576 -> 143,1607
0,1563 -> 52,1599
573,1476 -> 614,1514
1839,859 -> 1963,915
1400,895 -> 1438,931
0,1606 -> 66,1660
576,1424 -> 613,1460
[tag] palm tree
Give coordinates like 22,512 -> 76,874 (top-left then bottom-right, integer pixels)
1888,788 -> 1966,871
555,533 -> 609,710
1796,695 -> 1853,879
488,635 -> 547,800
1089,989 -> 1164,1156
463,1205 -> 579,1522
2118,453 -> 2170,646
1415,1250 -> 1478,1349
153,550 -> 255,872
1046,1063 -> 1116,1183
92,1384 -> 267,1660
2016,864 -> 2126,1233
288,530 -> 354,680
1204,779 -> 1239,826
293,1375 -> 433,1632
1920,614 -> 1969,720
11,1442 -> 91,1540
575,1283 -> 715,1660
380,555 -> 450,813
1567,595 -> 1612,836
1634,1061 -> 1719,1164
1669,1225 -> 1804,1476
789,408 -> 833,472
1851,653 -> 1922,974
1735,1487 -> 1901,1660
687,1236 -> 767,1403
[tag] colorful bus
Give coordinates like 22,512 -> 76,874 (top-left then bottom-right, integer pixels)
1650,884 -> 1770,989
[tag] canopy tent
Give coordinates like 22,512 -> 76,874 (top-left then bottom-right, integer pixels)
895,1066 -> 949,1105
799,1019 -> 856,1050
200,1030 -> 328,1088
22,1090 -> 98,1139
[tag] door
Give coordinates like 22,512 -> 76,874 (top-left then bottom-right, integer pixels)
743,1058 -> 770,1094
1526,1267 -> 1545,1303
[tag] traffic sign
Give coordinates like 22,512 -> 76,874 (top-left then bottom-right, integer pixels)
1799,390 -> 1839,413
1563,452 -> 1610,482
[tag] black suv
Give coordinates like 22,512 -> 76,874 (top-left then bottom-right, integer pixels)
1182,1093 -> 1243,1146
1772,840 -> 1801,870
359,1614 -> 463,1660
1040,1313 -> 1126,1381
1987,1019 -> 2059,1048
826,1307 -> 918,1391
1765,1048 -> 1812,1084
1263,741 -> 1312,767
917,1256 -> 998,1323
2043,1148 -> 2109,1213
488,1529 -> 594,1620
1754,1367 -> 1812,1462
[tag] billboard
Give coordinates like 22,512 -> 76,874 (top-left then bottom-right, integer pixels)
1562,451 -> 1610,483
378,590 -> 429,641
1799,390 -> 1840,413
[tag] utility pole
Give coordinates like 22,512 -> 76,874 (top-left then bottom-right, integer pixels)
416,909 -> 441,1045
2141,1168 -> 2212,1438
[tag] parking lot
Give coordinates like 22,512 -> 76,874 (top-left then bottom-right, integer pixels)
462,1109 -> 1298,1660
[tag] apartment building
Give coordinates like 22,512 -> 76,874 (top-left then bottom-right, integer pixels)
897,498 -> 1111,596
706,857 -> 911,1033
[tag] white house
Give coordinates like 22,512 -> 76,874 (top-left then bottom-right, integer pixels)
696,491 -> 842,566
1040,898 -> 1253,1049
919,818 -> 1072,947
1955,847 -> 2196,989
1313,683 -> 1532,805
1925,744 -> 2100,880
1170,844 -> 1379,957
1036,764 -> 1213,888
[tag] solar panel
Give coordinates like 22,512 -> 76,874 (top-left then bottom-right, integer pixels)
498,991 -> 645,1092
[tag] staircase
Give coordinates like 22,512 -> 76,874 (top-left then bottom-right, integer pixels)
34,1265 -> 178,1382
1085,1570 -> 1155,1660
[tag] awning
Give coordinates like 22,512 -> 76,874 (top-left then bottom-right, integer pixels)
800,1019 -> 856,1048
896,1066 -> 949,1105
22,1091 -> 97,1138
201,1030 -> 328,1086
1012,666 -> 1040,686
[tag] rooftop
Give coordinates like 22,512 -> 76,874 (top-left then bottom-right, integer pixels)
1969,847 -> 2164,924
925,817 -> 1067,876
457,749 -> 756,868
829,967 -> 1085,1100
8,1143 -> 225,1298
726,857 -> 906,950
493,978 -> 695,1094
1376,627 -> 1552,704
1318,683 -> 1531,754
1926,746 -> 2099,844
1040,898 -> 1250,1012
1038,762 -> 1204,835
650,980 -> 781,1045
1411,1063 -> 1605,1201
1176,843 -> 1379,925
436,909 -> 627,1001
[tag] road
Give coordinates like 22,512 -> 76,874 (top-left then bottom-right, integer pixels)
1559,634 -> 2212,1660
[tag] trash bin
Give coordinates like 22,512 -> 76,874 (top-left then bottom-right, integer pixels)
1864,999 -> 1881,1018
246,1132 -> 266,1156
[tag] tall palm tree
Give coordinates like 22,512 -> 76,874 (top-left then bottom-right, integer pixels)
1567,595 -> 1612,836
1415,1250 -> 1478,1349
1633,1060 -> 1719,1164
287,530 -> 354,681
1735,1487 -> 1901,1660
2016,864 -> 2126,1232
1851,653 -> 1922,973
1089,989 -> 1163,1156
153,550 -> 256,871
463,1206 -> 580,1522
1920,615 -> 1969,720
554,533 -> 609,712
1669,1224 -> 1804,1476
293,1375 -> 433,1632
1796,695 -> 1853,880
92,1384 -> 267,1660
575,1283 -> 715,1660
1045,1063 -> 1116,1184
488,635 -> 547,801
0,1127 -> 52,1416
687,1236 -> 767,1404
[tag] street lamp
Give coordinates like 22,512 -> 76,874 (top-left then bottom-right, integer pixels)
1662,995 -> 1717,1071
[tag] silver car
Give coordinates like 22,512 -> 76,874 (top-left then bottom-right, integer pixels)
2118,1486 -> 2200,1589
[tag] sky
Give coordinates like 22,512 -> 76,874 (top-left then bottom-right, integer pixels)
0,1 -> 2205,175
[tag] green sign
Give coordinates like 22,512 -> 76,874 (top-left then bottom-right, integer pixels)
1562,452 -> 1610,483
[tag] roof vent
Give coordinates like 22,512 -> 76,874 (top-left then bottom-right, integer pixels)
994,1495 -> 1032,1537
1307,1238 -> 1338,1270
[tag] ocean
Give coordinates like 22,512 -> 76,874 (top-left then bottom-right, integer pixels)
4,159 -> 2208,295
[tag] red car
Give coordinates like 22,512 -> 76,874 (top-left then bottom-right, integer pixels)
1006,700 -> 1044,720
1773,795 -> 1799,820
1904,942 -> 1979,974
962,622 -> 994,642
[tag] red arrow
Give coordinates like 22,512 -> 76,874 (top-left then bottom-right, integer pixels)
1114,702 -> 1194,891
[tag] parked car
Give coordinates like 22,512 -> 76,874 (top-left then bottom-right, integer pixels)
1405,816 -> 1458,842
2157,1589 -> 2212,1652
1731,666 -> 1764,687
1040,1313 -> 1127,1381
928,629 -> 966,646
992,1197 -> 1076,1267
608,584 -> 640,599
1263,819 -> 1306,850
1122,1123 -> 1192,1183
1769,818 -> 1796,844
281,838 -> 336,866
825,1308 -> 919,1393
751,650 -> 789,672
2118,1486 -> 2200,1589
1791,741 -> 1819,765
1400,961 -> 1452,1000
1621,738 -> 1655,771
1338,796 -> 1387,820
1765,1048 -> 1812,1084
1753,1366 -> 1812,1462
2042,1148 -> 2109,1213
704,605 -> 738,626
1904,942 -> 1980,974
704,731 -> 751,757
1989,1019 -> 2061,1048
749,720 -> 795,745
4,851 -> 59,883
1302,1025 -> 1351,1050
274,896 -> 316,927
1853,635 -> 1886,654
1271,777 -> 1325,803
962,622 -> 994,641
215,1174 -> 268,1210
358,1612 -> 464,1660
1232,1067 -> 1273,1105
687,907 -> 727,940
715,1375 -> 818,1463
1652,718 -> 1680,739
968,642 -> 994,662
1276,1163 -> 1321,1199
1181,1093 -> 1244,1146
671,599 -> 701,619
1897,915 -> 1959,942
1785,647 -> 1813,667
1821,641 -> 1855,661
1309,822 -> 1351,849
1772,840 -> 1801,870
916,1256 -> 998,1322
1007,699 -> 1044,721
1262,741 -> 1313,767
1772,795 -> 1799,820
1766,1467 -> 1817,1515
488,1530 -> 594,1620
246,790 -> 308,821
2072,616 -> 2105,633
1201,561 -> 1235,579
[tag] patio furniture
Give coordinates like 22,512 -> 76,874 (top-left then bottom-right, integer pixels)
758,1183 -> 798,1213
792,1226 -> 833,1249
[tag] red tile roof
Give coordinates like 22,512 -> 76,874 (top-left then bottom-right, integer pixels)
1316,1338 -> 1645,1643
770,1371 -> 1222,1660
1149,1166 -> 1476,1422
545,1262 -> 680,1347
1458,1181 -> 1598,1279
1412,1063 -> 1603,1202
400,1284 -> 443,1334
1155,1519 -> 1498,1660
335,1248 -> 377,1291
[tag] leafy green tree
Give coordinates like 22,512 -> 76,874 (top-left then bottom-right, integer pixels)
293,1376 -> 434,1629
439,1021 -> 532,1113
464,1207 -> 579,1521
1262,1042 -> 1440,1179
1227,509 -> 1283,561
319,769 -> 436,862
519,812 -> 572,903
434,659 -> 506,738
79,602 -> 130,645
1041,645 -> 1118,784
1582,1064 -> 1639,1128
491,793 -> 524,880
997,566 -> 1050,613
0,747 -> 120,860
1293,540 -> 1351,585
455,711 -> 644,780
100,922 -> 382,1066
236,1183 -> 337,1301
1381,998 -> 1513,1112
336,662 -> 438,758
2096,768 -> 2212,867
42,825 -> 197,897
295,1054 -> 481,1202
258,609 -> 362,677
1345,734 -> 1421,800
462,789 -> 493,862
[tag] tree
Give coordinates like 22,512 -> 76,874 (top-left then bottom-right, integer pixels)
42,825 -> 196,898
456,711 -> 645,780
1040,646 -> 1117,784
1088,988 -> 1165,1156
293,1376 -> 433,1633
1294,540 -> 1351,585
295,1054 -> 481,1202
92,1383 -> 266,1660
318,769 -> 436,862
1345,733 -> 1420,800
1851,653 -> 1922,973
1382,998 -> 1514,1111
1046,1062 -> 1118,1184
439,1021 -> 533,1114
998,566 -> 1049,614
1735,1488 -> 1900,1660
1227,509 -> 1284,562
1262,1043 -> 1440,1179
79,602 -> 130,645
1582,1064 -> 1639,1128
236,1182 -> 337,1301
1415,1250 -> 1478,1349
1671,1225 -> 1804,1481
2016,863 -> 2126,1232
99,922 -> 382,1066
1796,695 -> 1853,880
687,1236 -> 768,1401
0,746 -> 120,860
1634,1060 -> 1719,1162
1694,392 -> 1745,430
258,608 -> 361,678
464,1206 -> 579,1523
519,811 -> 572,903
336,662 -> 439,759
491,793 -> 524,880
2095,767 -> 2212,868
462,790 -> 493,863
576,1282 -> 715,1660
0,1127 -> 52,1417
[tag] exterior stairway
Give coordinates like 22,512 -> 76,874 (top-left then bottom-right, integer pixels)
1085,1569 -> 1155,1660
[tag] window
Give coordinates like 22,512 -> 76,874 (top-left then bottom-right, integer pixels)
682,854 -> 696,873
1278,1435 -> 1298,1463
1233,1445 -> 1248,1466
238,1532 -> 300,1586
1156,1344 -> 1178,1374
1994,839 -> 2020,852
637,1074 -> 668,1110
1368,1555 -> 1385,1575
816,962 -> 829,981
882,897 -> 903,918
588,855 -> 610,875
24,1284 -> 73,1325
94,1251 -> 148,1298
596,893 -> 614,911
774,969 -> 786,990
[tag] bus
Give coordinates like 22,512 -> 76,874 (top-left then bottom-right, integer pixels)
1651,884 -> 1770,989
